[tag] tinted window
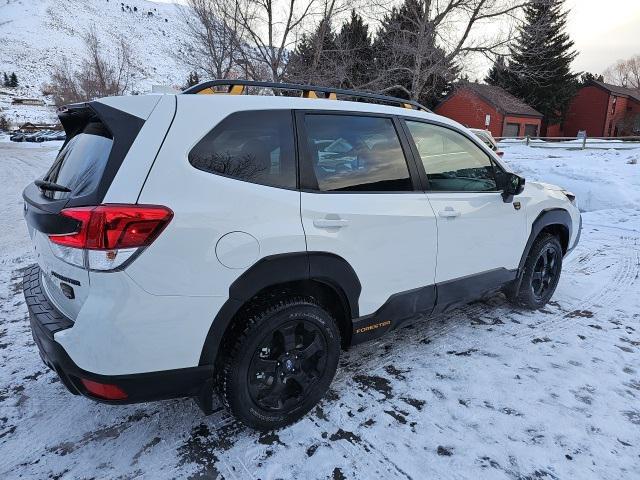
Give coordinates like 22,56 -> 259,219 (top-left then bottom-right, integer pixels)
303,115 -> 412,192
189,110 -> 296,189
43,122 -> 113,200
406,121 -> 497,192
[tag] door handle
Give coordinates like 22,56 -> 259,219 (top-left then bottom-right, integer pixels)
313,218 -> 350,228
438,208 -> 460,218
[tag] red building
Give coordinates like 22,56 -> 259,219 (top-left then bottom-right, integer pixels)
435,83 -> 543,138
563,80 -> 640,137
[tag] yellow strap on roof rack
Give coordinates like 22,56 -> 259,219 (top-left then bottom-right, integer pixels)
196,85 -> 245,95
183,80 -> 431,113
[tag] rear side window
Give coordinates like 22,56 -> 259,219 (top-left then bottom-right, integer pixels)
302,114 -> 413,192
189,110 -> 296,189
43,122 -> 113,200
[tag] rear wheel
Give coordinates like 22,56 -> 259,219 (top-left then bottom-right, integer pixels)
510,233 -> 563,309
219,297 -> 340,430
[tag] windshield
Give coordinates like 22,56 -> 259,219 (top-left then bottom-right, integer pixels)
43,122 -> 113,200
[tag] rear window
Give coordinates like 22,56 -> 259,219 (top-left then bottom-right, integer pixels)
188,110 -> 296,189
43,122 -> 113,199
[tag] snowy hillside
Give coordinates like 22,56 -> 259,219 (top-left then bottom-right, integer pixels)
0,0 -> 189,125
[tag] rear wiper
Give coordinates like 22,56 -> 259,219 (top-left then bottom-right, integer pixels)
35,179 -> 71,193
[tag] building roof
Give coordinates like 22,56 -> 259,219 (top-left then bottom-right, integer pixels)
440,83 -> 543,118
590,80 -> 640,102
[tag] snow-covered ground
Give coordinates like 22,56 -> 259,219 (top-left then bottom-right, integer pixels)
0,141 -> 639,479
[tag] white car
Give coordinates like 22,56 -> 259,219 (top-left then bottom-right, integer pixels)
23,80 -> 581,430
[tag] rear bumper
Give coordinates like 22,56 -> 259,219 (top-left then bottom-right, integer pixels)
24,264 -> 213,405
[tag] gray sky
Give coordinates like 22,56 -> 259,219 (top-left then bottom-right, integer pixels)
154,0 -> 640,76
566,0 -> 640,74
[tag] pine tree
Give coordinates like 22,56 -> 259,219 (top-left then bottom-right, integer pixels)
285,19 -> 338,86
579,72 -> 603,86
9,72 -> 18,87
184,71 -> 200,89
2,72 -> 8,87
374,0 -> 459,108
508,0 -> 578,125
335,10 -> 374,89
485,56 -> 517,91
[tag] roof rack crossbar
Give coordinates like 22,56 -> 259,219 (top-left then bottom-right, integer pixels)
182,80 -> 430,112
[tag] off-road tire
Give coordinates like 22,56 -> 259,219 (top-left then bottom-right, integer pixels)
510,233 -> 563,309
219,297 -> 340,430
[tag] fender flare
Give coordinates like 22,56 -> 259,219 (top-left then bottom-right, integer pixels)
517,208 -> 572,275
198,252 -> 361,366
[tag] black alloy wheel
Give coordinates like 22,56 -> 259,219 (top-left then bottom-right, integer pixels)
531,245 -> 561,301
220,297 -> 340,430
507,233 -> 564,309
247,320 -> 328,412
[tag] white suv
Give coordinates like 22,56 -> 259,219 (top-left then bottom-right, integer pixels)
23,81 -> 581,430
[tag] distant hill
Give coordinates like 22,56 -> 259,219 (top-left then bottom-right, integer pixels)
0,0 -> 191,125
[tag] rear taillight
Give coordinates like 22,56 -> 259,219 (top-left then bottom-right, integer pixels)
48,204 -> 173,271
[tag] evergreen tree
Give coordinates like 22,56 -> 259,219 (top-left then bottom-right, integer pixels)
508,0 -> 578,125
373,0 -> 458,108
2,72 -> 8,87
184,71 -> 200,89
579,72 -> 603,86
335,10 -> 374,89
285,19 -> 338,86
485,56 -> 517,91
9,72 -> 18,87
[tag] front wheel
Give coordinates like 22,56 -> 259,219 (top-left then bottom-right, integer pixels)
510,233 -> 563,309
219,297 -> 341,430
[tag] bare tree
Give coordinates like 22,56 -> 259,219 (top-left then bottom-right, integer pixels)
369,0 -> 526,105
176,0 -> 247,81
226,0 -> 347,82
49,31 -> 136,105
604,55 -> 640,91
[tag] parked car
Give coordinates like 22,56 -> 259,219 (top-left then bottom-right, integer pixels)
34,130 -> 53,142
37,131 -> 63,142
23,80 -> 581,430
470,128 -> 504,156
24,132 -> 41,142
10,132 -> 26,142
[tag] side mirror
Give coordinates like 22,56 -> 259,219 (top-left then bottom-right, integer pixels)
496,171 -> 525,202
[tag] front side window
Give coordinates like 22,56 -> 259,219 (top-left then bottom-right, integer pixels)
406,121 -> 497,192
303,114 -> 413,192
189,110 -> 296,189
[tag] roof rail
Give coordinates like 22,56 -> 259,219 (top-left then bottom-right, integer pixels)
182,79 -> 431,112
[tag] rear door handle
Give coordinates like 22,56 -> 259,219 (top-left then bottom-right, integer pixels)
313,218 -> 350,228
438,208 -> 460,218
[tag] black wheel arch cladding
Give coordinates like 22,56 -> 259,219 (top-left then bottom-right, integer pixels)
198,251 -> 361,366
517,208 -> 572,280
